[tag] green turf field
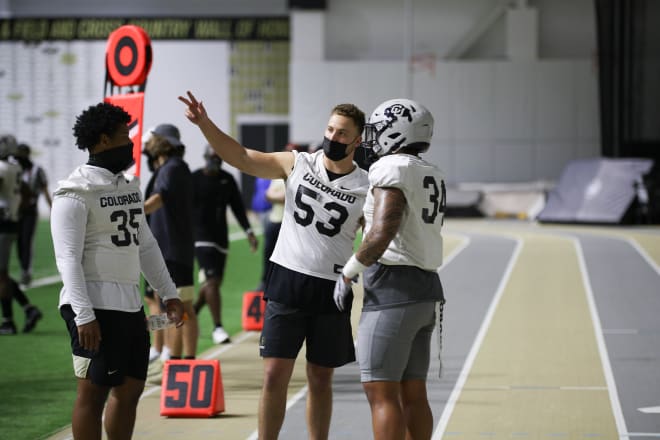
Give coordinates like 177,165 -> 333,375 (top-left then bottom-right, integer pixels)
0,220 -> 262,440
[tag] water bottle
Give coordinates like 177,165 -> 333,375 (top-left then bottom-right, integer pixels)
147,313 -> 176,331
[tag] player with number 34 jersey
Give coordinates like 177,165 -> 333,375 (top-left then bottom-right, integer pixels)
363,153 -> 444,271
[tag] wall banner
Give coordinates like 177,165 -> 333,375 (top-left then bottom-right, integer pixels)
0,17 -> 289,42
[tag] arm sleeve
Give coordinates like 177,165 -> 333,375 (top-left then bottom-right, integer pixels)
228,177 -> 252,231
50,195 -> 95,325
138,212 -> 180,302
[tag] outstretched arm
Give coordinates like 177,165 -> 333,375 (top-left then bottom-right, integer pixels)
179,91 -> 294,179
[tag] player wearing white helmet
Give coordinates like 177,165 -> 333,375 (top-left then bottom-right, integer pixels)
334,98 -> 446,440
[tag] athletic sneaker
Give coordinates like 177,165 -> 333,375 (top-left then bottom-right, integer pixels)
0,321 -> 17,335
148,347 -> 161,363
212,326 -> 230,344
20,271 -> 32,286
23,306 -> 42,333
146,359 -> 163,385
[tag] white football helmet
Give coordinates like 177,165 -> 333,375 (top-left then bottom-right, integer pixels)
363,98 -> 434,157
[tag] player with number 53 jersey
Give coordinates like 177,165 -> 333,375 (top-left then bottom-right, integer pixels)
270,149 -> 368,281
180,91 -> 368,440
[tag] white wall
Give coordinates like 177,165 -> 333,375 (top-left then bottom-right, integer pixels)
2,0 -> 600,190
0,40 -> 230,198
290,59 -> 600,183
289,0 -> 600,184
324,0 -> 596,60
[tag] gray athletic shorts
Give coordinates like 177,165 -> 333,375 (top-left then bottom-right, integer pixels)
357,301 -> 437,382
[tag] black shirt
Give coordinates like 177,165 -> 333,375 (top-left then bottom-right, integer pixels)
148,156 -> 194,266
192,167 -> 252,248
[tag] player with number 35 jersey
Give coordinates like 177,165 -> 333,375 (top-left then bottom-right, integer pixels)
52,166 -> 178,325
51,103 -> 184,440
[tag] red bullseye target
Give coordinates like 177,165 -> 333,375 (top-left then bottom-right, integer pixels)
106,25 -> 152,87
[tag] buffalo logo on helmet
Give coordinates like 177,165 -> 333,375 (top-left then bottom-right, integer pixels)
384,103 -> 414,123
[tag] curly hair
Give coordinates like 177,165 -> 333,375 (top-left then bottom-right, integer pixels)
73,102 -> 130,151
332,103 -> 366,135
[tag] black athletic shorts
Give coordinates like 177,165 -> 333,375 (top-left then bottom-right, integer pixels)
143,260 -> 193,299
195,246 -> 227,281
264,263 -> 340,313
166,260 -> 193,287
60,305 -> 150,386
259,300 -> 355,368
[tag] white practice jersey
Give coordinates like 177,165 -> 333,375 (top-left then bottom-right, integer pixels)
270,150 -> 369,280
51,165 -> 178,325
0,159 -> 23,223
364,154 -> 446,270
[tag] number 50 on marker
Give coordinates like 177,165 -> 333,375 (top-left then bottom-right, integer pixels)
160,359 -> 225,417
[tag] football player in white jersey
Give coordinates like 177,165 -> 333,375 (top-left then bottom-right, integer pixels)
51,103 -> 184,440
334,99 -> 446,440
180,91 -> 369,440
0,135 -> 43,335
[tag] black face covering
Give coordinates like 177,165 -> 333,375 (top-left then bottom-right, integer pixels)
88,142 -> 134,174
205,156 -> 223,173
143,150 -> 157,172
321,136 -> 355,162
16,157 -> 32,170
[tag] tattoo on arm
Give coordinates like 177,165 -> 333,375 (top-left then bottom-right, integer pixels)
356,187 -> 405,266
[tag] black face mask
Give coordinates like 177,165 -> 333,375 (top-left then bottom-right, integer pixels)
16,157 -> 32,170
205,156 -> 223,173
88,142 -> 134,174
321,136 -> 354,162
143,150 -> 157,172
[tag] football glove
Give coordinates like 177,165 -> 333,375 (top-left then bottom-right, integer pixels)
333,275 -> 354,312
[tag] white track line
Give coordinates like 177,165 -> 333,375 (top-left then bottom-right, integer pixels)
573,238 -> 629,439
625,237 -> 660,277
247,232 -> 471,440
432,236 -> 523,439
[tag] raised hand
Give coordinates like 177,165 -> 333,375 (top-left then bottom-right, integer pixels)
178,91 -> 208,125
